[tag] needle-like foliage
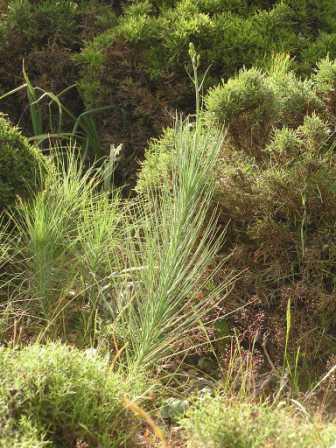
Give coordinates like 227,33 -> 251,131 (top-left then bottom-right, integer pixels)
113,119 -> 233,370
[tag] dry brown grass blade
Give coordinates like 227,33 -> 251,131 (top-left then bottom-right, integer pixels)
123,397 -> 169,448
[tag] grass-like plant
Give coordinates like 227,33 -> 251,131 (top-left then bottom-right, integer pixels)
1,147 -> 121,339
0,65 -> 111,159
0,116 -> 234,373
113,119 -> 234,370
0,107 -> 236,399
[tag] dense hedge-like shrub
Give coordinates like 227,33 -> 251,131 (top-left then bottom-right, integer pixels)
1,0 -> 336,181
205,59 -> 328,151
74,0 -> 336,178
0,114 -> 46,210
0,343 -> 144,447
136,127 -> 175,192
137,61 -> 336,376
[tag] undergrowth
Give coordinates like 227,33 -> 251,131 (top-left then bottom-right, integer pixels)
2,5 -> 336,445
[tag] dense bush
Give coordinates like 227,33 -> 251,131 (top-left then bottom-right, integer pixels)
0,114 -> 46,210
0,0 -> 336,182
0,343 -> 144,447
137,60 -> 336,378
76,1 -> 299,174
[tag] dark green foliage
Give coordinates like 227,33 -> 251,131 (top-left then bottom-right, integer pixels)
0,0 -> 116,132
301,33 -> 336,73
0,114 -> 46,210
0,343 -> 143,447
284,0 -> 336,35
1,0 -> 336,181
75,0 -> 336,178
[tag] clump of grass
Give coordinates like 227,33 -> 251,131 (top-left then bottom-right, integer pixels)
115,118 -> 234,370
0,115 -> 234,374
1,147 -> 122,339
0,66 -> 110,159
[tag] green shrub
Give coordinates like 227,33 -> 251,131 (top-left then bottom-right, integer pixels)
205,68 -> 277,153
0,417 -> 49,448
269,70 -> 324,128
0,343 -> 145,447
0,0 -> 334,180
314,56 -> 336,92
300,33 -> 336,74
212,118 -> 336,374
138,61 -> 336,377
266,114 -> 330,160
314,56 -> 336,117
182,395 -> 336,447
265,126 -> 303,161
2,0 -> 336,180
0,114 -> 46,210
297,113 -> 331,151
76,0 -> 336,177
205,62 -> 325,153
284,0 -> 336,36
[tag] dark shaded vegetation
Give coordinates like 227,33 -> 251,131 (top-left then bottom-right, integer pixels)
2,0 -> 336,182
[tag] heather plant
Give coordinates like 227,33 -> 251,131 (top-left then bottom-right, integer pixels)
205,59 -> 326,152
269,70 -> 324,129
212,139 -> 336,375
313,56 -> 336,118
1,0 -> 335,180
135,127 -> 175,193
75,0 -> 336,177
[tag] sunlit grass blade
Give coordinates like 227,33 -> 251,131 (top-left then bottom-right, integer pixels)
112,118 -> 234,370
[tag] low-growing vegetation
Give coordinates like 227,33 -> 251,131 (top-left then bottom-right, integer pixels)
182,394 -> 336,448
2,1 -> 336,447
0,343 -> 145,447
